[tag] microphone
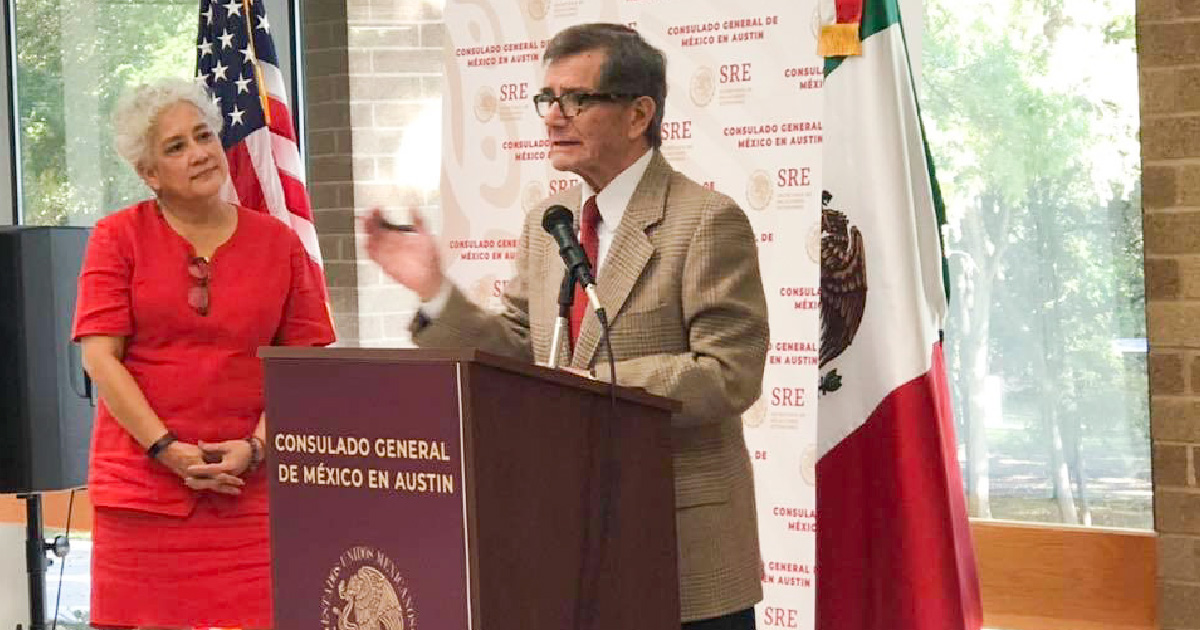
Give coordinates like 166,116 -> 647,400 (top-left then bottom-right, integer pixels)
542,205 -> 602,313
542,205 -> 596,287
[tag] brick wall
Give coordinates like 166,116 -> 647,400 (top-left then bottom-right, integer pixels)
303,0 -> 445,346
303,1 -> 359,341
1140,1 -> 1200,627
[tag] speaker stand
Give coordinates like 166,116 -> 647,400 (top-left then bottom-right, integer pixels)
16,494 -> 69,630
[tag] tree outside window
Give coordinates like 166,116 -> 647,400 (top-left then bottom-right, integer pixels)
16,0 -> 194,226
923,0 -> 1149,528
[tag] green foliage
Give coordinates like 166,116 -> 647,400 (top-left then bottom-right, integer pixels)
923,0 -> 1148,527
15,0 -> 195,225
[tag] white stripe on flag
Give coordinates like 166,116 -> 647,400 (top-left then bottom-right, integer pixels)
247,127 -> 323,266
260,63 -> 289,105
271,132 -> 305,183
289,216 -> 323,269
245,126 -> 292,226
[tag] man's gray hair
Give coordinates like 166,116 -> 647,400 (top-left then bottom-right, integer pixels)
112,78 -> 223,169
543,23 -> 667,148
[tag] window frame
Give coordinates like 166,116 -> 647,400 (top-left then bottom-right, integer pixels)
2,0 -> 16,225
973,519 -> 1157,630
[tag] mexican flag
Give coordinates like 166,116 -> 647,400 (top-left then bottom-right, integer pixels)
815,0 -> 982,628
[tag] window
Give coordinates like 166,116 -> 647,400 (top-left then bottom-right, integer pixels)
922,0 -> 1149,528
14,0 -> 196,226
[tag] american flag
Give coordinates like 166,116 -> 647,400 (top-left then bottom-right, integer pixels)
194,0 -> 323,272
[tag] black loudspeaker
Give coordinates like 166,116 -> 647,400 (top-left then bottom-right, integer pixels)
0,225 -> 93,494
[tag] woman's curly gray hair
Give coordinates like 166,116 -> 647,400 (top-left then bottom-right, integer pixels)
112,78 -> 223,169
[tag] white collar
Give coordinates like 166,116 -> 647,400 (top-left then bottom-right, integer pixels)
580,149 -> 654,225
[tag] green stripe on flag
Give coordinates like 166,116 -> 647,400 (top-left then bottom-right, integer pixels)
919,108 -> 953,303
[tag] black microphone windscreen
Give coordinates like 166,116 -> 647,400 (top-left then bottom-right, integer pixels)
542,205 -> 573,232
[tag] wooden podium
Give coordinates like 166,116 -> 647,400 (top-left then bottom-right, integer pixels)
259,347 -> 681,630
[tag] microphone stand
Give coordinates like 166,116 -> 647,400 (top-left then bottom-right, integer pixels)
542,250 -> 618,630
578,303 -> 616,630
548,269 -> 575,369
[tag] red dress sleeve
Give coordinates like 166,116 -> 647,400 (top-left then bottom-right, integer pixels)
273,234 -> 336,346
73,216 -> 133,340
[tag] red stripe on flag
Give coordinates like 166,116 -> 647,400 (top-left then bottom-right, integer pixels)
928,342 -> 981,624
278,172 -> 312,222
226,143 -> 266,215
816,342 -> 982,630
266,98 -> 296,142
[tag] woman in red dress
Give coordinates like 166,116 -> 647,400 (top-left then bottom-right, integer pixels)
73,77 -> 335,629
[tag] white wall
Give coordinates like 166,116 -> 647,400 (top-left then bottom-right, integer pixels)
0,525 -> 29,630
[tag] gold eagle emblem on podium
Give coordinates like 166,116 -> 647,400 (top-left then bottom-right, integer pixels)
323,547 -> 416,630
336,566 -> 405,630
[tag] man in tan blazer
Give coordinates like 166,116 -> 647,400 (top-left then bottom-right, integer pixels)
366,23 -> 768,629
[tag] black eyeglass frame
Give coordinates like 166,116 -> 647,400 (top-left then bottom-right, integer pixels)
532,91 -> 641,118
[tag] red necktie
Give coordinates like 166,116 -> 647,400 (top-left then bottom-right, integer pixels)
569,195 -> 600,346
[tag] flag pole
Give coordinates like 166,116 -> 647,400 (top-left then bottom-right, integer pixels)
241,0 -> 271,125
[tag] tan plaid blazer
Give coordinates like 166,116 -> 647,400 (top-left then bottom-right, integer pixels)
414,151 -> 769,621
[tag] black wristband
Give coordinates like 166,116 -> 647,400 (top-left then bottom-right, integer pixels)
146,432 -> 177,460
244,435 -> 264,473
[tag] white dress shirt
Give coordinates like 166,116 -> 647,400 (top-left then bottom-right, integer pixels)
579,148 -> 654,271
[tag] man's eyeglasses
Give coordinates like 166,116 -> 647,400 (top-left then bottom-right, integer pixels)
533,91 -> 639,118
187,256 -> 210,316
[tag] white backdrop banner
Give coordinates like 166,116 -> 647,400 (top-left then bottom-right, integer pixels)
441,1 -> 823,627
